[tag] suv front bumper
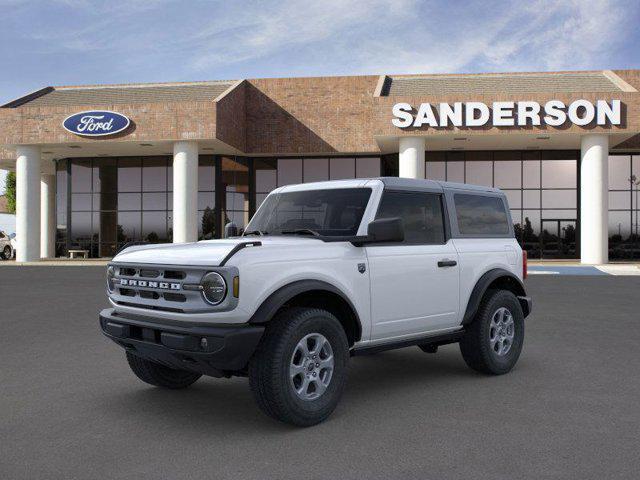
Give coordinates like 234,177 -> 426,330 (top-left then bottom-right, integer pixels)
99,308 -> 264,377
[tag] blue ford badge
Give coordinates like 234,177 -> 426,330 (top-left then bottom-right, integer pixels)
62,110 -> 130,137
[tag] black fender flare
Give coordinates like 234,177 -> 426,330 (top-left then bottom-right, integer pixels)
462,269 -> 529,324
248,279 -> 363,341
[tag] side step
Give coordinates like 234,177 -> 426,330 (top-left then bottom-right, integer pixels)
352,330 -> 465,356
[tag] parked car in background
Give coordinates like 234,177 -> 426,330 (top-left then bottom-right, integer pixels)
0,230 -> 14,260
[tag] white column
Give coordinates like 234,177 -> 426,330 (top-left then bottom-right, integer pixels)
40,173 -> 56,258
172,141 -> 198,243
399,136 -> 425,179
580,134 -> 609,264
16,145 -> 41,262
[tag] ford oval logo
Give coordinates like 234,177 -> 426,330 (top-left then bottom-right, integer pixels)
62,110 -> 130,137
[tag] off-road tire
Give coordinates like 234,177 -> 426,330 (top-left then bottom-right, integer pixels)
125,351 -> 202,389
2,246 -> 11,260
248,307 -> 349,427
459,289 -> 524,375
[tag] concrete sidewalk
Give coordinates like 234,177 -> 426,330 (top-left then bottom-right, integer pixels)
0,258 -> 110,266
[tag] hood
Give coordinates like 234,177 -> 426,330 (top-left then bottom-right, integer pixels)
112,236 -> 322,266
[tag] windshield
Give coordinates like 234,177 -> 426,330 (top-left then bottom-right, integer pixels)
245,188 -> 372,237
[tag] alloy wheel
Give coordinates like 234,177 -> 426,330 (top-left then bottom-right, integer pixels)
289,333 -> 334,401
489,307 -> 515,357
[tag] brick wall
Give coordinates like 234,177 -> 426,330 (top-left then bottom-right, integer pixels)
0,70 -> 639,155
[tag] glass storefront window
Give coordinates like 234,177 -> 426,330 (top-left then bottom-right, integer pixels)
55,160 -> 68,257
494,161 -> 521,189
504,190 -> 521,209
277,158 -> 302,186
522,160 -> 540,188
420,151 -> 579,258
447,161 -> 465,183
425,161 -> 446,181
68,156 -> 175,257
255,159 -> 277,193
523,190 -> 540,209
608,154 -> 639,259
541,159 -> 576,188
465,161 -> 492,187
117,158 -> 142,191
71,159 -> 92,192
329,157 -> 355,180
305,158 -> 329,182
356,157 -> 381,178
143,157 -> 167,191
218,156 -> 249,236
60,151 -> 632,260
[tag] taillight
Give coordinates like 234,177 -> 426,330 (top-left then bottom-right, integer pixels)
522,250 -> 528,279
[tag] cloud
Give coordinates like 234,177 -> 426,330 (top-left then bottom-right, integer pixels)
178,0 -> 636,75
187,0 -> 419,72
0,0 -> 637,106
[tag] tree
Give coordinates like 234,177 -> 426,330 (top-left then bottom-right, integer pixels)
201,207 -> 216,239
146,231 -> 159,243
5,171 -> 16,213
523,216 -> 536,242
513,223 -> 523,241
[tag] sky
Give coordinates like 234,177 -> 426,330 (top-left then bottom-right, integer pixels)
1,0 -> 639,193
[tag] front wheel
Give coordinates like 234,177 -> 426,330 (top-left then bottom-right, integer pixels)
2,246 -> 11,260
249,307 -> 349,427
459,289 -> 525,375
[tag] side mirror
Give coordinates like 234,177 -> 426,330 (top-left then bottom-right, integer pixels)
366,217 -> 404,243
224,222 -> 239,238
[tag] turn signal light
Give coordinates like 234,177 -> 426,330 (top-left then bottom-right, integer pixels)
522,250 -> 528,280
233,276 -> 240,297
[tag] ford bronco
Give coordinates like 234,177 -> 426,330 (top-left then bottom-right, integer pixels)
100,178 -> 531,426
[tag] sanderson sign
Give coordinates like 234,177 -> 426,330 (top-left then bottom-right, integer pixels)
391,99 -> 622,128
63,110 -> 131,137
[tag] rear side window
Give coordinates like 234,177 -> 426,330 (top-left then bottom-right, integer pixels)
375,191 -> 445,244
454,194 -> 510,235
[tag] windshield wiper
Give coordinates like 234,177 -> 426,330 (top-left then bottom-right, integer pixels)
243,230 -> 267,236
280,228 -> 321,237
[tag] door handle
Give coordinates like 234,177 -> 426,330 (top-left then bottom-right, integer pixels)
438,259 -> 457,267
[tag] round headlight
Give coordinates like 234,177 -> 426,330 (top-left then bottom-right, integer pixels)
201,272 -> 227,305
106,266 -> 116,292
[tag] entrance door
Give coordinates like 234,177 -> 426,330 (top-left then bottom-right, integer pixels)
540,219 -> 577,259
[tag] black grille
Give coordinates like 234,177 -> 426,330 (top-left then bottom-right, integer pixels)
164,270 -> 186,280
139,290 -> 160,300
163,293 -> 186,303
139,269 -> 160,278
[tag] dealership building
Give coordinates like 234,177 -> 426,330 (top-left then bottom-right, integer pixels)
1,69 -> 639,263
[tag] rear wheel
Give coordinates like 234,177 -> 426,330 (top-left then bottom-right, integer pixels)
459,289 -> 524,375
249,307 -> 349,427
125,352 -> 201,389
2,246 -> 11,260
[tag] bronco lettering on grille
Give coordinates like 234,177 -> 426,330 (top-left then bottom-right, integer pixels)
119,279 -> 181,290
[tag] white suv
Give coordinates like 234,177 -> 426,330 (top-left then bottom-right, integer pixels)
0,230 -> 14,260
100,178 -> 531,426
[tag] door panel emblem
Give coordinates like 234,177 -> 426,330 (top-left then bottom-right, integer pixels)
357,263 -> 366,274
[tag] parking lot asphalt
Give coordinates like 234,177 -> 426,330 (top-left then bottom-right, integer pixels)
1,267 -> 639,480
